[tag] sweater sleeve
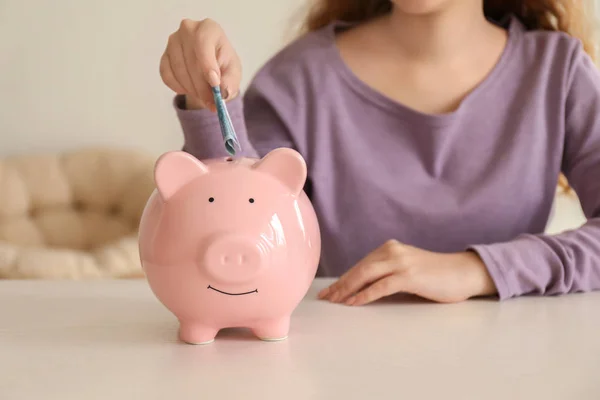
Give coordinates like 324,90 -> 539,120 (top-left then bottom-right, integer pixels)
174,94 -> 257,159
469,46 -> 600,300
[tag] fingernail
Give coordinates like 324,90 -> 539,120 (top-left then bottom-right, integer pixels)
329,292 -> 340,303
346,296 -> 356,306
318,288 -> 329,298
208,70 -> 220,87
222,86 -> 229,100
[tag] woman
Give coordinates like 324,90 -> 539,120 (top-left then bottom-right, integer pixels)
159,0 -> 600,305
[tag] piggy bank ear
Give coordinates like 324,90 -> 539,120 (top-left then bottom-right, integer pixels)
252,148 -> 307,195
154,151 -> 208,201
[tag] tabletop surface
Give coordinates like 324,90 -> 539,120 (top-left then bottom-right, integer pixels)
1,278 -> 599,400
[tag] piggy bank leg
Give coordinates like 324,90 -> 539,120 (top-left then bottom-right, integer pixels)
252,316 -> 290,342
179,321 -> 219,345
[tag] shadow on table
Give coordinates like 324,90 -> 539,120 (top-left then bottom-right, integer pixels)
305,284 -> 498,307
1,293 -> 299,347
351,292 -> 498,306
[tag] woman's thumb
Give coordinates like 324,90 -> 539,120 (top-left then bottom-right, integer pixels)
219,62 -> 242,101
206,69 -> 220,88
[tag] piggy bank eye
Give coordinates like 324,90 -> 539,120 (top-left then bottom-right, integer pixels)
209,197 -> 215,203
249,198 -> 255,204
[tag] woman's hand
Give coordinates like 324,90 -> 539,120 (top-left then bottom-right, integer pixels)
318,240 -> 497,305
159,18 -> 242,110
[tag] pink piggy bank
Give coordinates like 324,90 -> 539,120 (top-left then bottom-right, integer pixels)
138,148 -> 321,344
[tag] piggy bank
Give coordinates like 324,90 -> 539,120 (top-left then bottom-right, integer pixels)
138,148 -> 321,344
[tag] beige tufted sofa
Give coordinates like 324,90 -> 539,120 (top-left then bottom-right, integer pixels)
0,148 -> 156,279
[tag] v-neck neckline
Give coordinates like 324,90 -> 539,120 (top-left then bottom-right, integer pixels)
322,14 -> 523,127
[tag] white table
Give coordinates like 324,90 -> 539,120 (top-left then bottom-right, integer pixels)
1,278 -> 599,400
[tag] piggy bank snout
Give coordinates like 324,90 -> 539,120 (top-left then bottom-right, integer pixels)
202,235 -> 268,284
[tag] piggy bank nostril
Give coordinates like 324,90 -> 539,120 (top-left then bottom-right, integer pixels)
203,236 -> 267,281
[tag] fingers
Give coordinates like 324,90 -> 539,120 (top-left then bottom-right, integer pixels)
191,22 -> 222,82
218,45 -> 242,101
159,52 -> 186,94
317,250 -> 380,300
181,22 -> 218,107
318,240 -> 403,301
163,34 -> 196,96
319,251 -> 379,301
219,65 -> 240,101
186,19 -> 239,106
319,260 -> 393,303
346,275 -> 406,306
159,18 -> 242,110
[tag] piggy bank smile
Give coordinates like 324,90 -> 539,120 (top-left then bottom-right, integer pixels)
207,285 -> 258,296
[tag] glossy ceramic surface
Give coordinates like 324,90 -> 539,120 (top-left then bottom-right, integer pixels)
138,148 -> 321,344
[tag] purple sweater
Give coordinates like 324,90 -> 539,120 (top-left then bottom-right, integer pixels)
174,16 -> 600,300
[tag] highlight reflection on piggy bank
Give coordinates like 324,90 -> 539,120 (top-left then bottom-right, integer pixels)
138,148 -> 321,344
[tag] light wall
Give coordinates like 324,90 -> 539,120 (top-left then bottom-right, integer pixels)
0,0 -> 305,157
0,0 -> 588,232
